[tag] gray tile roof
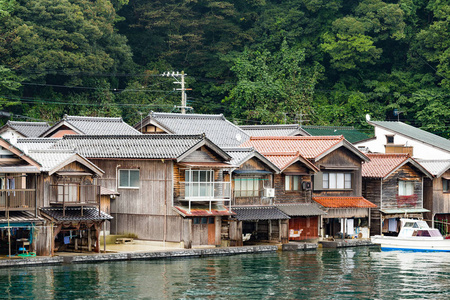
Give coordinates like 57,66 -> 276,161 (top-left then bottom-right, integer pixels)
275,203 -> 327,216
2,121 -> 50,137
16,138 -> 61,151
416,159 -> 450,177
41,115 -> 142,137
137,112 -> 250,147
369,121 -> 450,153
50,134 -> 214,159
223,147 -> 280,172
27,150 -> 78,172
240,124 -> 310,137
232,206 -> 290,221
40,207 -> 112,221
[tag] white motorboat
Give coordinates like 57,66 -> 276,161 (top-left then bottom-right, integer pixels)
371,219 -> 450,252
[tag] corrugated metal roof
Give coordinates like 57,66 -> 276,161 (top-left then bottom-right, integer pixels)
362,154 -> 410,178
275,203 -> 327,216
4,121 -> 50,137
416,159 -> 450,177
0,211 -> 44,224
241,136 -> 344,159
302,125 -> 370,143
50,134 -> 207,159
369,121 -> 450,153
240,124 -> 310,137
40,207 -> 113,221
173,204 -> 234,217
380,208 -> 429,214
232,206 -> 290,221
141,112 -> 250,147
313,196 -> 377,208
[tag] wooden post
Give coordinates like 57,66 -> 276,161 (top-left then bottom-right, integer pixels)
237,221 -> 243,246
214,216 -> 221,246
88,228 -> 92,252
103,221 -> 106,253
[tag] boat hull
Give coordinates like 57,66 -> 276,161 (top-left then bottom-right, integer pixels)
371,236 -> 450,252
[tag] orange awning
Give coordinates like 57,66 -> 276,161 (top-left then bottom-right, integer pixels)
313,196 -> 377,209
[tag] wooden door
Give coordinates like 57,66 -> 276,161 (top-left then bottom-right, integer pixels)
208,217 -> 215,245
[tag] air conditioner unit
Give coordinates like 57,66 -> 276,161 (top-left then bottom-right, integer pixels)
302,181 -> 312,190
264,188 -> 275,198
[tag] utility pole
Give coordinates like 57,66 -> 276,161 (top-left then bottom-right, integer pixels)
295,111 -> 310,126
161,71 -> 192,114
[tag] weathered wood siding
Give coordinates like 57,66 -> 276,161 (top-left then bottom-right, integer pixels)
431,170 -> 450,214
91,159 -> 179,241
232,157 -> 274,205
363,179 -> 382,235
313,147 -> 362,197
288,217 -> 319,240
274,174 -> 312,204
381,165 -> 423,210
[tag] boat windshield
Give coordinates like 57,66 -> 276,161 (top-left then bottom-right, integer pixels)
403,220 -> 429,229
413,230 -> 442,237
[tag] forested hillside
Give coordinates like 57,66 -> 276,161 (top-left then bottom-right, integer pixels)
1,0 -> 449,138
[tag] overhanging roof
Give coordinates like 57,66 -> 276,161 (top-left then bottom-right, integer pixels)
275,203 -> 327,216
40,207 -> 113,222
0,211 -> 44,224
380,208 -> 430,214
313,196 -> 377,209
173,204 -> 234,217
232,206 -> 290,221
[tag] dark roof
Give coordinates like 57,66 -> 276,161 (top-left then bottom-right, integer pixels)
301,125 -> 371,143
0,121 -> 50,137
275,203 -> 327,216
40,207 -> 112,221
40,115 -> 141,137
0,211 -> 44,224
50,134 -> 230,161
232,206 -> 290,221
368,121 -> 450,153
136,112 -> 250,147
240,124 -> 310,137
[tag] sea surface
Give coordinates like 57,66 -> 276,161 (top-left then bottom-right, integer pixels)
0,247 -> 449,299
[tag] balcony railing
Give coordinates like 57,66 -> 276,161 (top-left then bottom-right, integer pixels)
0,189 -> 36,211
178,181 -> 231,212
49,184 -> 100,206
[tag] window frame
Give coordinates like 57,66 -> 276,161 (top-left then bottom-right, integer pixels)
398,180 -> 414,196
118,169 -> 140,189
285,175 -> 301,192
185,169 -> 214,198
322,172 -> 352,190
234,176 -> 261,197
386,135 -> 395,144
442,178 -> 449,193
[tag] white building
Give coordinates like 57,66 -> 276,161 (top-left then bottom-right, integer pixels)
354,121 -> 450,160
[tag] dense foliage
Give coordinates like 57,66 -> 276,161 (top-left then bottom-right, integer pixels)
0,0 -> 449,138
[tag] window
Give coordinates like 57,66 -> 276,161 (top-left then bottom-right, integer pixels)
386,135 -> 394,144
285,175 -> 300,191
443,179 -> 450,193
234,177 -> 260,197
185,170 -> 214,197
323,173 -> 352,190
119,169 -> 140,188
398,180 -> 414,196
57,183 -> 79,202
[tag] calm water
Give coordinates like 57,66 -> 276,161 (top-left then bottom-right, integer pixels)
0,247 -> 449,299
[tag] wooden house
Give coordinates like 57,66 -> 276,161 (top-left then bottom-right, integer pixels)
0,137 -> 42,256
222,147 -> 288,246
242,136 -> 376,239
27,149 -> 111,256
50,134 -> 235,248
362,154 -> 433,236
417,159 -> 450,235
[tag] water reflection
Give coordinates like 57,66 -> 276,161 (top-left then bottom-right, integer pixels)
0,248 -> 449,299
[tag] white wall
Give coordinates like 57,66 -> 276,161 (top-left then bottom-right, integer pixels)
355,126 -> 450,160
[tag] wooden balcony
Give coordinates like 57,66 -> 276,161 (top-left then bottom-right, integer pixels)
49,184 -> 101,207
0,189 -> 36,211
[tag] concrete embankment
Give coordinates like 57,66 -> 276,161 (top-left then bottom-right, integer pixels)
0,245 -> 278,268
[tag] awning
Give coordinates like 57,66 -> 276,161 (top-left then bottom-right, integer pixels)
233,170 -> 272,175
313,196 -> 377,209
0,166 -> 40,173
174,203 -> 234,217
100,186 -> 120,196
179,162 -> 231,168
380,208 -> 430,214
56,171 -> 93,176
232,206 -> 290,221
275,203 -> 327,217
0,211 -> 44,226
40,207 -> 113,222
